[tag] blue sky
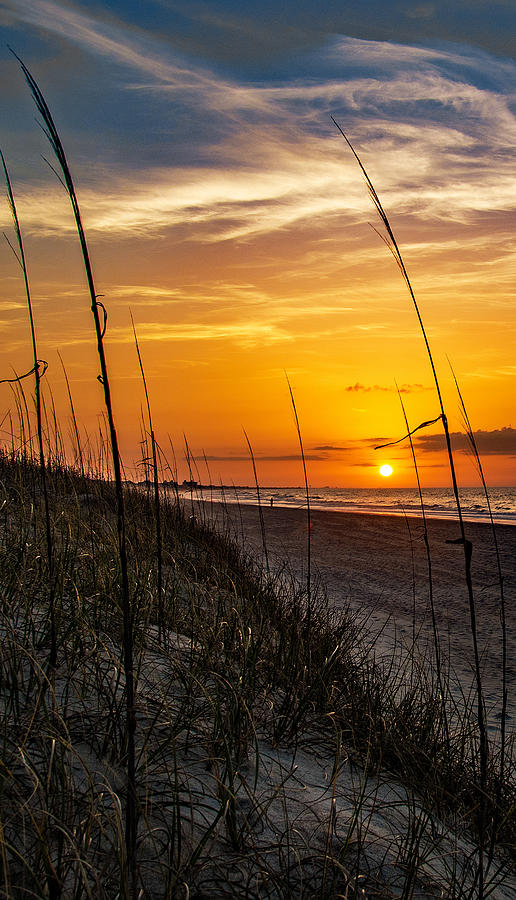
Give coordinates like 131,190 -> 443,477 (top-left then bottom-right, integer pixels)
3,1 -> 515,238
0,0 -> 515,484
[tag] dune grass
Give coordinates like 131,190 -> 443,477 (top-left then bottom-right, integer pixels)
0,448 -> 514,898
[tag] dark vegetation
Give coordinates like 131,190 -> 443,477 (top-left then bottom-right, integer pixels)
0,450 -> 515,898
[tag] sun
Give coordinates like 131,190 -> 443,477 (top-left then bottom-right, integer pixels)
379,464 -> 393,477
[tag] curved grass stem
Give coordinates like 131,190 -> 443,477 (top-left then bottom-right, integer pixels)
1,150 -> 56,672
15,56 -> 138,898
131,311 -> 164,641
333,117 -> 488,895
285,373 -> 311,643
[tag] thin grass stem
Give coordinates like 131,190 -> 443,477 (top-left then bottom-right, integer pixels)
448,360 -> 507,861
333,119 -> 488,893
131,311 -> 163,641
15,56 -> 138,897
285,373 -> 311,638
396,385 -> 449,744
243,428 -> 269,575
1,150 -> 56,671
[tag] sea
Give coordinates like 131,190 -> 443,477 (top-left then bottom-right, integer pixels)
173,485 -> 516,525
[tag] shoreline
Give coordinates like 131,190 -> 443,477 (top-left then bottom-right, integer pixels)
172,489 -> 516,526
193,499 -> 516,732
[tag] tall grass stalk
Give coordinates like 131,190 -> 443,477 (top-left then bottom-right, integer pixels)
12,366 -> 33,460
57,350 -> 83,474
15,56 -> 138,895
131,311 -> 163,640
396,385 -> 449,744
183,433 -> 203,520
58,350 -> 99,594
333,118 -> 488,892
7,386 -> 25,459
8,376 -> 28,457
449,361 -> 508,857
47,382 -> 63,464
243,428 -> 270,575
285,373 -> 311,632
1,150 -> 56,671
202,449 -> 215,507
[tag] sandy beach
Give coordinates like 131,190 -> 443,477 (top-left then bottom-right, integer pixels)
198,500 -> 516,733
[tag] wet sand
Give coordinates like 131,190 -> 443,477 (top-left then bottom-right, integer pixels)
197,500 -> 516,733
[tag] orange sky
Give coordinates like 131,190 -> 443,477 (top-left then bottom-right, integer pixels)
1,3 -> 515,487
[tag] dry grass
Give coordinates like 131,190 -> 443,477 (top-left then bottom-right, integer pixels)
0,451 -> 514,898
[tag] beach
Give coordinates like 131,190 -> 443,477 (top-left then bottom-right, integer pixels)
198,500 -> 516,732
3,455 -> 516,897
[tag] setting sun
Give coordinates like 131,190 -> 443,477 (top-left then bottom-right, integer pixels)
0,4 -> 515,493
379,464 -> 393,477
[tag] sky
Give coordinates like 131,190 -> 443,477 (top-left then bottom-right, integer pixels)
0,0 -> 515,487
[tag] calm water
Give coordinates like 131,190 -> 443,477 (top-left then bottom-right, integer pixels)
174,485 -> 516,525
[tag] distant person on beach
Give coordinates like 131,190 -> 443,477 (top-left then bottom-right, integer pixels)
270,497 -> 274,507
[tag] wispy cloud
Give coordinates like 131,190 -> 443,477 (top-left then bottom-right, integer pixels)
311,444 -> 356,452
5,126 -> 516,245
5,0 -> 225,94
194,453 -> 326,462
0,301 -> 26,311
109,321 -> 293,348
3,2 -> 516,253
109,285 -> 185,303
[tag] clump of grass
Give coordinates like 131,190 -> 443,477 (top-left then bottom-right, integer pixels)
0,449 -> 514,898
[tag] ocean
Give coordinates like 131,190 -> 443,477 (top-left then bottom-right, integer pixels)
172,484 -> 516,525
